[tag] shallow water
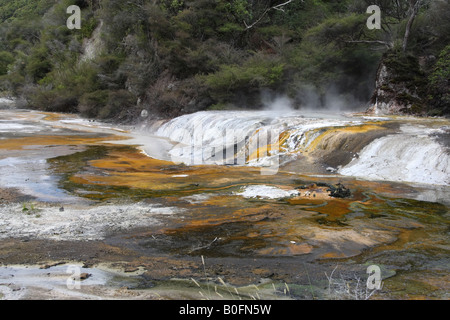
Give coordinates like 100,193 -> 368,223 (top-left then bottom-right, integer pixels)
0,109 -> 449,300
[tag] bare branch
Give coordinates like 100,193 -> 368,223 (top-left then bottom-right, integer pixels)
244,8 -> 270,30
272,0 -> 294,12
402,0 -> 423,52
244,0 -> 299,30
345,40 -> 393,49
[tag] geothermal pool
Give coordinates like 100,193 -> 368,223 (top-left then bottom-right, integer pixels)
0,108 -> 448,299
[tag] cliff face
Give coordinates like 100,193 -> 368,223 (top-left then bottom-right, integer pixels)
367,51 -> 428,116
80,20 -> 104,63
367,48 -> 450,117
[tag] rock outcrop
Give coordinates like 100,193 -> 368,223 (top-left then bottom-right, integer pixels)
367,50 -> 428,115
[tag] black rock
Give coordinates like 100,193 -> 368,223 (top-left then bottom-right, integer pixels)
327,183 -> 351,198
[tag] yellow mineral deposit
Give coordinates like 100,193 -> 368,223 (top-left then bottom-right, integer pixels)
299,123 -> 386,154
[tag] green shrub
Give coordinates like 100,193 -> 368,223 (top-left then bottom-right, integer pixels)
428,45 -> 450,115
429,45 -> 450,89
0,51 -> 14,75
100,89 -> 136,120
26,46 -> 52,81
0,0 -> 54,22
79,89 -> 109,118
25,86 -> 78,112
202,55 -> 285,94
79,14 -> 99,40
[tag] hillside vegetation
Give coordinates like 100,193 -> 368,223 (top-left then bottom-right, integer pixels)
0,0 -> 449,121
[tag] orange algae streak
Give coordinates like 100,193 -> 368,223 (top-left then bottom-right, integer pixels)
40,112 -> 71,121
285,123 -> 387,155
182,203 -> 274,229
308,200 -> 352,218
0,135 -> 128,151
88,149 -> 172,171
257,243 -> 313,256
306,124 -> 384,152
70,148 -> 264,192
247,134 -> 284,162
319,252 -> 347,259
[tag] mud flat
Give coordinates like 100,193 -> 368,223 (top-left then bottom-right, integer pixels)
0,201 -> 183,241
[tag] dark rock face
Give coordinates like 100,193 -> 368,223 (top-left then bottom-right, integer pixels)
367,51 -> 428,116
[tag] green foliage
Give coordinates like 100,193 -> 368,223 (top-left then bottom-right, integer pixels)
100,89 -> 136,120
0,51 -> 26,95
161,0 -> 185,15
25,86 -> 78,112
271,0 -> 332,31
78,13 -> 99,39
79,89 -> 137,120
22,202 -> 40,216
429,45 -> 450,88
0,0 -> 448,117
26,45 -> 52,81
383,50 -> 426,89
0,0 -> 53,22
1,18 -> 42,50
0,51 -> 14,75
25,61 -> 101,112
428,45 -> 450,115
305,14 -> 369,45
201,55 -> 285,100
79,89 -> 109,117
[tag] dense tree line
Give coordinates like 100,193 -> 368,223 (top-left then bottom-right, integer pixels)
0,0 -> 448,120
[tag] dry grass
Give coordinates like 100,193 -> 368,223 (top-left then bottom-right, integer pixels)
324,265 -> 383,300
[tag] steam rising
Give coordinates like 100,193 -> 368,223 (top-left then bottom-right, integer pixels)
260,83 -> 369,114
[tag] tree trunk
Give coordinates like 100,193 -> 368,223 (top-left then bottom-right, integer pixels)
402,1 -> 420,52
